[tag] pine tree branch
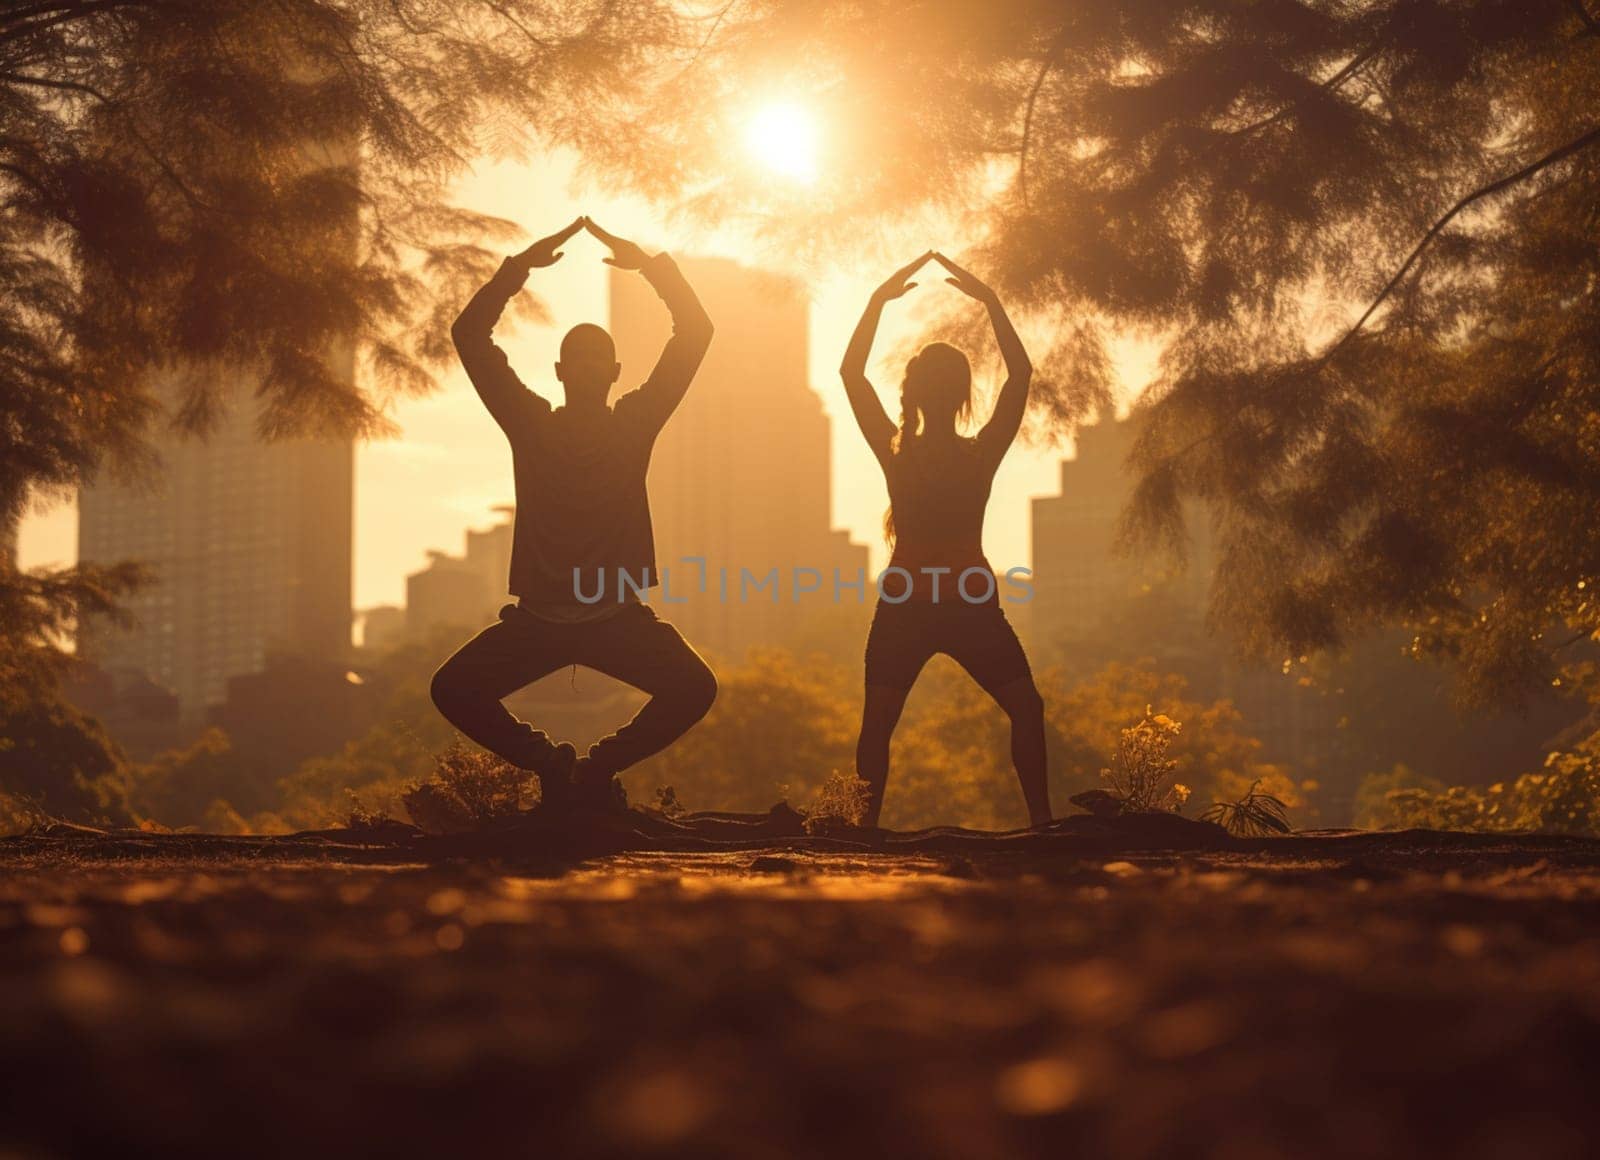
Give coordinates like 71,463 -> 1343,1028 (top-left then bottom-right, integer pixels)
1329,124 -> 1600,355
486,2 -> 553,49
1229,45 -> 1378,138
679,0 -> 736,66
0,160 -> 50,200
0,0 -> 145,49
1018,25 -> 1071,211
1551,626 -> 1598,652
662,0 -> 738,87
0,69 -> 211,211
1112,131 -> 1600,518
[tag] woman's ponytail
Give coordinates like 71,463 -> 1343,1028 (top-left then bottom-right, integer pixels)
883,366 -> 925,546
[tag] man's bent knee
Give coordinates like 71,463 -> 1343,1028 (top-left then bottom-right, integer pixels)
679,662 -> 718,721
429,664 -> 472,719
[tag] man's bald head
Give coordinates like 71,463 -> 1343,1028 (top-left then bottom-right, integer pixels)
560,323 -> 615,363
555,323 -> 621,405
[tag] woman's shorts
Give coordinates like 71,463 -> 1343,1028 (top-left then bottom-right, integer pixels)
863,597 -> 1033,692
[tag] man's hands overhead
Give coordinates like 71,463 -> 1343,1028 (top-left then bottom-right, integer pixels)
511,216 -> 656,274
582,218 -> 652,270
512,216 -> 585,271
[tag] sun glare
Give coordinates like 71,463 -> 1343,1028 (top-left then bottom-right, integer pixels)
745,101 -> 820,183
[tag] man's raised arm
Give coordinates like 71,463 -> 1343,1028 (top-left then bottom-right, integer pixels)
450,217 -> 584,432
588,220 -> 713,428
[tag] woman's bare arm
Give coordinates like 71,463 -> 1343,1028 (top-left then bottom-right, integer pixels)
839,251 -> 934,464
937,252 -> 1032,468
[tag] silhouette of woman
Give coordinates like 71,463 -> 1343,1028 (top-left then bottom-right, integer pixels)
840,251 -> 1051,828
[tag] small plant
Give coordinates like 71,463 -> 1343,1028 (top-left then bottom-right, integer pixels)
1202,780 -> 1292,837
653,785 -> 687,819
1100,707 -> 1191,813
401,744 -> 536,834
0,790 -> 52,837
343,789 -> 397,833
803,771 -> 873,835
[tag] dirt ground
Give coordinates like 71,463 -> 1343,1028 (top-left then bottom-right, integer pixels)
4,821 -> 1600,1159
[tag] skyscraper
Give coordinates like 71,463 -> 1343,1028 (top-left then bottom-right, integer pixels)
608,256 -> 869,662
403,509 -> 514,637
1029,416 -> 1215,660
77,371 -> 354,724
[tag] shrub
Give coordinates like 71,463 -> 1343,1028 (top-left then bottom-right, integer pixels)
653,785 -> 687,819
803,771 -> 872,835
0,789 -> 49,836
1099,707 -> 1191,813
1352,765 -> 1444,829
400,744 -> 536,834
1353,729 -> 1600,837
0,692 -> 128,825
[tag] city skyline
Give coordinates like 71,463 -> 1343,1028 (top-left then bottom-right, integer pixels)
14,152 -> 1157,614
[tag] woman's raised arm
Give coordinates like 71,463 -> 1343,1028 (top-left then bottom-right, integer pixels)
839,251 -> 934,465
936,252 -> 1032,468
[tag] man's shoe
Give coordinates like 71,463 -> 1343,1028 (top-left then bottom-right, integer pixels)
571,757 -> 628,814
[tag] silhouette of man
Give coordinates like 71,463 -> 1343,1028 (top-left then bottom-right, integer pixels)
429,216 -> 718,810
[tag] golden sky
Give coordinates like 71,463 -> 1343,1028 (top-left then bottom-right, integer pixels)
19,136 -> 1155,618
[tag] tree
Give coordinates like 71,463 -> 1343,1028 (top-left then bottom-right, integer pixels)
0,683 -> 126,823
122,726 -> 235,829
566,0 -> 1600,710
1,0 -> 691,703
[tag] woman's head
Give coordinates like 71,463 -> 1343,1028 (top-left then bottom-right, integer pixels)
897,342 -> 972,444
884,342 -> 974,544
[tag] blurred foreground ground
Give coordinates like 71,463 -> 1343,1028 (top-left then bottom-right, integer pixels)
4,825 -> 1600,1158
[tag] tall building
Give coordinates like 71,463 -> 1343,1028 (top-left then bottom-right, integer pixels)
403,509 -> 514,637
77,372 -> 354,724
358,605 -> 407,652
1031,417 -> 1221,674
609,257 -> 869,662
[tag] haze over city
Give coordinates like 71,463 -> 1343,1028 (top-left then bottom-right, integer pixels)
18,147 -> 1158,616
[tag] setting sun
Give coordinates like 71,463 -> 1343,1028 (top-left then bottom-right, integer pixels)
744,101 -> 820,183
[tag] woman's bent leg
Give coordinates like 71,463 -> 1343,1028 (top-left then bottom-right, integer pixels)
988,675 -> 1052,827
856,683 -> 912,829
943,603 -> 1052,826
